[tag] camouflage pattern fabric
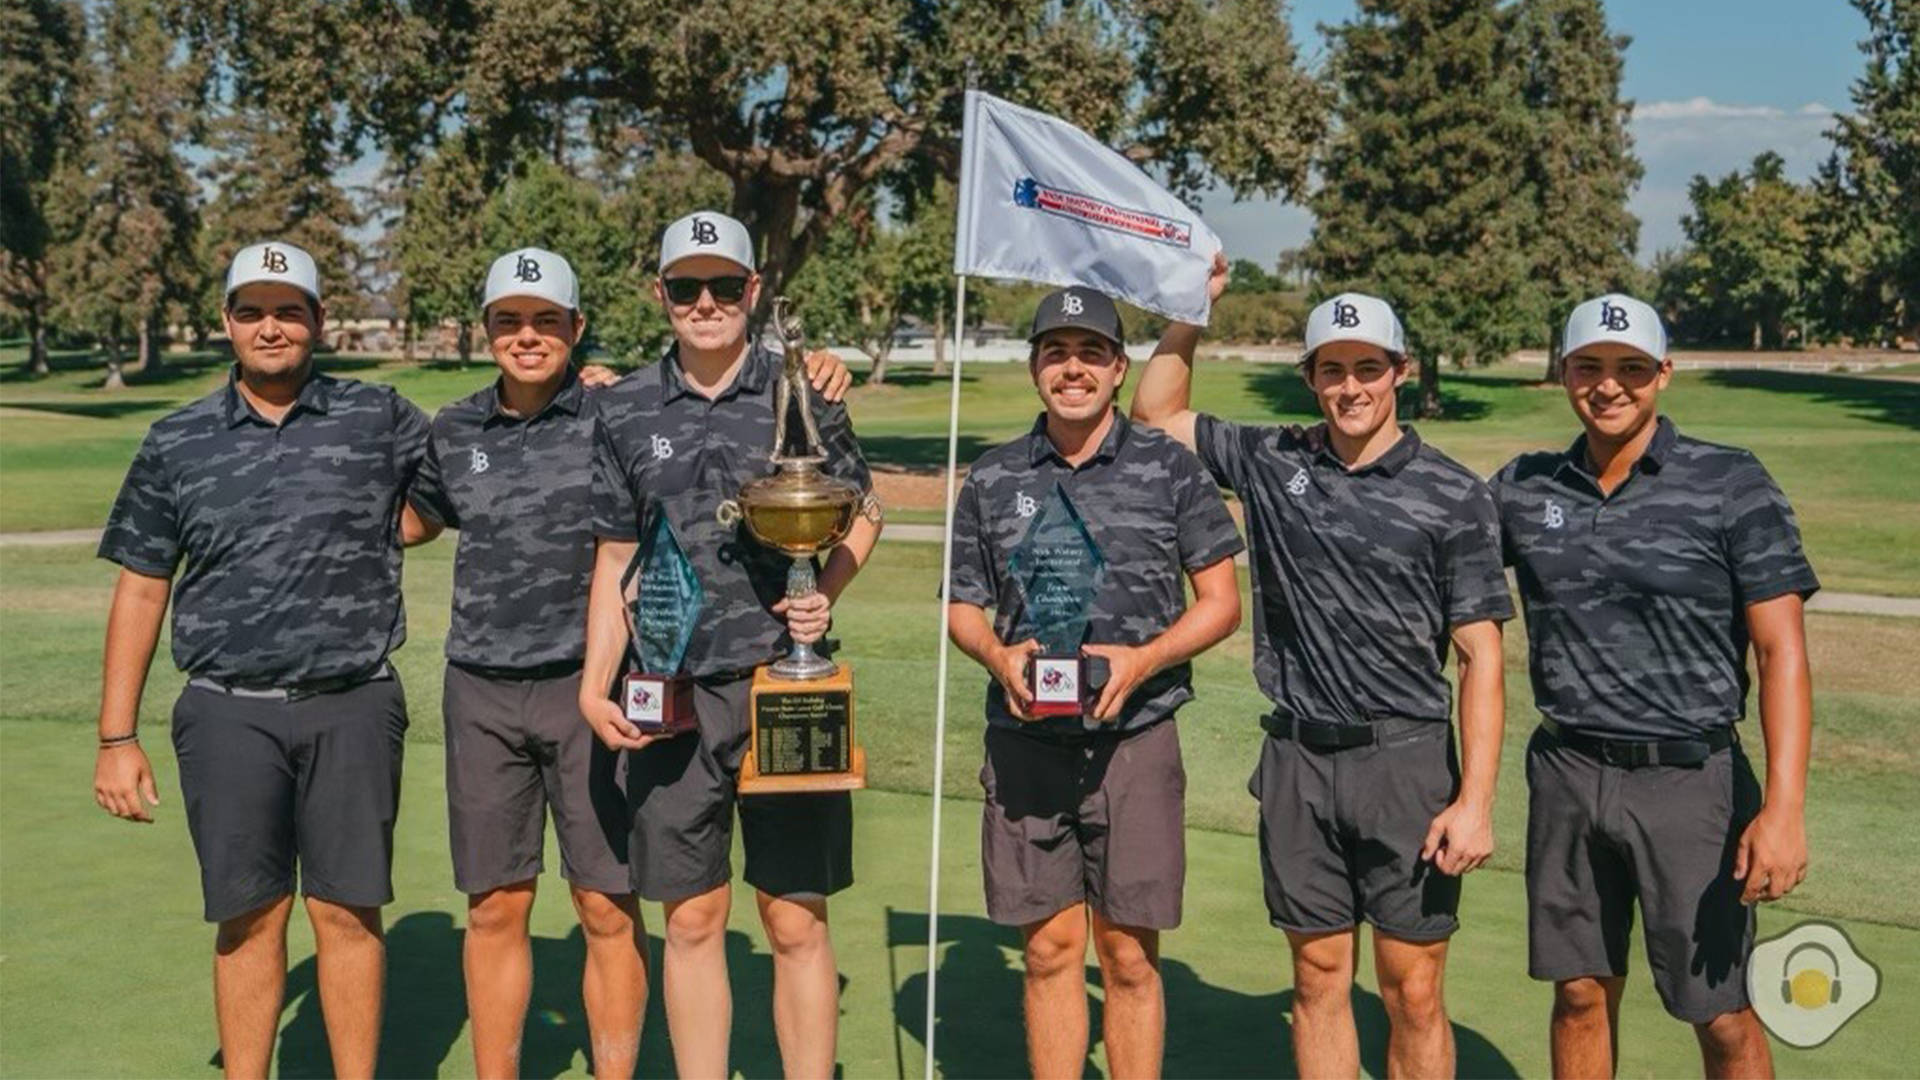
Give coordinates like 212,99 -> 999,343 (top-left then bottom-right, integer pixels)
1194,417 -> 1512,726
98,369 -> 429,685
948,411 -> 1244,736
590,343 -> 872,677
1493,416 -> 1819,740
409,369 -> 596,672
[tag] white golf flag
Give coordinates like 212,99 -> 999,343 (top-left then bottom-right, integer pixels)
954,90 -> 1222,325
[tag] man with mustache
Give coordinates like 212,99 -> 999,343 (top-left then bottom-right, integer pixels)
92,241 -> 427,1078
1493,294 -> 1815,1079
580,210 -> 878,1078
947,286 -> 1244,1078
1132,261 -> 1512,1078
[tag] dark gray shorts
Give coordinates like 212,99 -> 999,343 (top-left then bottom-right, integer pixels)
1249,718 -> 1461,941
1525,724 -> 1760,1023
979,718 -> 1186,930
171,675 -> 408,922
442,665 -> 629,896
626,674 -> 853,903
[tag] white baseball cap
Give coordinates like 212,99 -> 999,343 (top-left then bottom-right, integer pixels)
1304,292 -> 1406,361
659,210 -> 755,275
1562,293 -> 1666,361
225,241 -> 320,304
483,248 -> 579,311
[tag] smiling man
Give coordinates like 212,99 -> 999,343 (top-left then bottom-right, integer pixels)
399,248 -> 647,1079
1493,294 -> 1816,1079
1132,265 -> 1511,1078
91,241 -> 427,1079
946,286 -> 1243,1079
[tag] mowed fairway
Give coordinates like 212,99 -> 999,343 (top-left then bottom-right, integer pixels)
4,347 -> 1919,1076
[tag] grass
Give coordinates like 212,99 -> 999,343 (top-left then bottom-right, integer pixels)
3,712 -> 1914,1078
4,345 -> 1918,1074
3,348 -> 1918,595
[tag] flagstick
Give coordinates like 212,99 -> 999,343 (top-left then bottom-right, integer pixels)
923,272 -> 968,1080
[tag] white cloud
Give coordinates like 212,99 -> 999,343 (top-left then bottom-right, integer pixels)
1635,96 -> 1833,121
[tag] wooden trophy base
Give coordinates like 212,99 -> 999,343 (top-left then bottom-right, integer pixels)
739,663 -> 868,794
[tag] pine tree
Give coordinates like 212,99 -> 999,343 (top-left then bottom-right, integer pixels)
1512,0 -> 1642,376
1807,0 -> 1919,344
387,136 -> 494,365
0,0 -> 88,376
44,0 -> 201,388
1306,0 -> 1533,417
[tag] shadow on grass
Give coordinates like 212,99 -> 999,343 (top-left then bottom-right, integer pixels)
861,368 -> 981,390
248,911 -> 794,1078
1246,367 -> 1495,423
861,434 -> 999,473
891,910 -> 1517,1079
1703,368 -> 1920,432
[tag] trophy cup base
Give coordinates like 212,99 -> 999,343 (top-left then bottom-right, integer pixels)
741,664 -> 868,794
769,653 -> 840,681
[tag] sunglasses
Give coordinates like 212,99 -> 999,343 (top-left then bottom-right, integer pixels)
662,275 -> 750,306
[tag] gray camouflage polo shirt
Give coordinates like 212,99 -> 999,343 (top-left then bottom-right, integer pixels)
98,368 -> 430,686
1194,417 -> 1512,726
948,411 -> 1245,736
590,342 -> 872,677
1493,416 -> 1819,740
409,369 -> 594,673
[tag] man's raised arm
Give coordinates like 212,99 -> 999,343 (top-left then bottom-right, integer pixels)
1128,251 -> 1228,452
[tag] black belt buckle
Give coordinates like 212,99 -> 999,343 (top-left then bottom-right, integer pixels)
1598,740 -> 1638,768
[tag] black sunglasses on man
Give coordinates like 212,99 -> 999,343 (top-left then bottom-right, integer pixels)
662,274 -> 750,306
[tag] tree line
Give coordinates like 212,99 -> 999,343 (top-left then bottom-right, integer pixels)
2,0 -> 1913,410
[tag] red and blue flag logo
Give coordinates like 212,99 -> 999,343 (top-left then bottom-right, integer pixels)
1013,177 -> 1193,249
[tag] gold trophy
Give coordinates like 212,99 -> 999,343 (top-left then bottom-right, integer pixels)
717,298 -> 880,794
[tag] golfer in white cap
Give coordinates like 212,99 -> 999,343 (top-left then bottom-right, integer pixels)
1133,256 -> 1513,1078
581,209 -> 875,1079
1493,294 -> 1816,1078
397,246 -> 661,1077
93,238 -> 433,1078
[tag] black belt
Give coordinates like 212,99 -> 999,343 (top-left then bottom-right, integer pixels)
1540,717 -> 1733,768
451,658 -> 583,682
1261,712 -> 1438,751
189,660 -> 393,702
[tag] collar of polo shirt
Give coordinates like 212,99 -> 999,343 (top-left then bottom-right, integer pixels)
1025,407 -> 1130,468
1310,422 -> 1422,477
658,340 -> 775,403
485,366 -> 585,424
223,365 -> 331,428
1562,414 -> 1677,481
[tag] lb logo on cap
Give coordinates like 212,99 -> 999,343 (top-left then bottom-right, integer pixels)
1331,300 -> 1362,329
514,254 -> 542,283
1062,293 -> 1084,317
691,217 -> 720,245
1598,300 -> 1631,332
260,247 -> 289,274
1748,920 -> 1880,1048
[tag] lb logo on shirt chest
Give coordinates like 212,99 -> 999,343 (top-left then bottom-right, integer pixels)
651,434 -> 675,461
1544,499 -> 1565,529
1015,491 -> 1038,518
1285,467 -> 1310,497
469,447 -> 490,474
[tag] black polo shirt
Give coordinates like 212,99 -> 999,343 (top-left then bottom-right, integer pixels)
590,342 -> 872,677
1492,416 -> 1819,739
1194,416 -> 1513,726
98,369 -> 430,686
409,370 -> 596,673
948,411 -> 1245,735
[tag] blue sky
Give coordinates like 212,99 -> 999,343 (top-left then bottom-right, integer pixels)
1205,0 -> 1866,264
